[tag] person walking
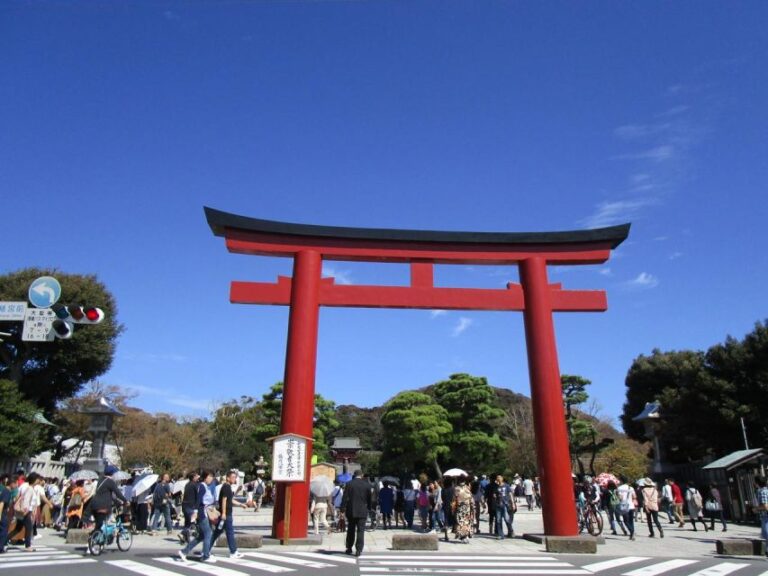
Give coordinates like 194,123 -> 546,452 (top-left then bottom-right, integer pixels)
493,475 -> 515,539
616,476 -> 637,540
211,470 -> 246,558
6,472 -> 39,551
661,478 -> 675,523
754,476 -> 768,542
705,483 -> 727,532
252,474 -> 266,512
668,478 -> 685,527
523,477 -> 535,511
149,473 -> 174,535
378,482 -> 395,530
452,477 -> 474,543
178,471 -> 217,563
341,470 -> 371,557
0,475 -> 19,553
641,478 -> 664,538
684,481 -> 709,532
179,472 -> 200,543
604,481 -> 627,536
311,490 -> 331,535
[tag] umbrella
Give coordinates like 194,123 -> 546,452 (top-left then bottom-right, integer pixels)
337,472 -> 353,483
443,468 -> 468,477
113,470 -> 131,481
171,479 -> 188,495
380,475 -> 400,486
310,476 -> 335,497
132,473 -> 159,495
70,469 -> 99,481
595,472 -> 619,487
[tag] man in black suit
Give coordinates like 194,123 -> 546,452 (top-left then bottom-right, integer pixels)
341,469 -> 371,556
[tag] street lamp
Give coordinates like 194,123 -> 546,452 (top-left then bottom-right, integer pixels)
633,401 -> 663,475
81,397 -> 124,475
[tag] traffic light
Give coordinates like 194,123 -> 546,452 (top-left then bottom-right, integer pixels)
51,319 -> 74,339
52,304 -> 105,324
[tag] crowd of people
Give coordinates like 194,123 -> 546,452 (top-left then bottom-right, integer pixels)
2,466 -> 767,558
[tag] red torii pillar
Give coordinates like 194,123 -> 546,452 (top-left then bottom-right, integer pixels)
205,207 -> 629,539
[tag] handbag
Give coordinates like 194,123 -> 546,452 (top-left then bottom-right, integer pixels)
705,499 -> 721,512
205,505 -> 221,523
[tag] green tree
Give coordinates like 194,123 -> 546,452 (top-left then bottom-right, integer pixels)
0,268 -> 123,411
380,391 -> 452,477
621,349 -> 734,463
0,379 -> 47,459
432,373 -> 506,473
562,374 -> 613,475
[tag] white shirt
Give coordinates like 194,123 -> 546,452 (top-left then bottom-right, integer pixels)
617,484 -> 636,510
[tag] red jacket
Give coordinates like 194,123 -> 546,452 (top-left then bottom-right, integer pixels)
671,482 -> 683,504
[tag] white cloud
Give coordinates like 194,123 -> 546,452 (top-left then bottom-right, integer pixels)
430,309 -> 447,318
598,268 -> 612,276
322,264 -> 353,285
626,272 -> 659,289
616,145 -> 676,162
579,199 -> 655,228
452,317 -> 473,337
614,123 -> 671,140
669,251 -> 684,260
123,383 -> 212,414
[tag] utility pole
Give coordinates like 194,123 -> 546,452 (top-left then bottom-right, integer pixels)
740,417 -> 749,450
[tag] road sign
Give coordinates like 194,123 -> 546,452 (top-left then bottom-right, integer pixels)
0,301 -> 27,321
270,434 -> 309,482
22,308 -> 56,341
28,276 -> 62,308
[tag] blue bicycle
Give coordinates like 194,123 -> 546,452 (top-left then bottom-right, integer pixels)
88,508 -> 133,556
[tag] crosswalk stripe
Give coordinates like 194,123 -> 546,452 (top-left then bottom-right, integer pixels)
0,552 -> 71,563
215,556 -> 295,573
289,552 -> 358,565
243,552 -> 334,568
107,559 -> 190,576
582,557 -> 651,573
363,561 -> 578,567
361,555 -> 560,561
360,569 -> 589,575
0,558 -> 95,569
687,564 -> 751,576
623,560 -> 699,576
156,556 -> 250,576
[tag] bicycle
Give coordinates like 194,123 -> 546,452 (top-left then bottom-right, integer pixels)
577,501 -> 604,536
88,507 -> 133,556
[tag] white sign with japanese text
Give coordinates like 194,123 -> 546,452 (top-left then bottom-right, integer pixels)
271,435 -> 307,482
0,301 -> 27,321
22,308 -> 55,342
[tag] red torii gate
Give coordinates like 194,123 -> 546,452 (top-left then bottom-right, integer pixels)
205,206 -> 629,539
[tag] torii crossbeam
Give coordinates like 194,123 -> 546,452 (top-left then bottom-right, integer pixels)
206,206 -> 630,539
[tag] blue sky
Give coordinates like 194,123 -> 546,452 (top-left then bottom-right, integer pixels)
2,1 -> 766,429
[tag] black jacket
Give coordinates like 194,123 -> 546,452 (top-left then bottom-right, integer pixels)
90,477 -> 127,512
182,480 -> 200,508
342,477 -> 372,519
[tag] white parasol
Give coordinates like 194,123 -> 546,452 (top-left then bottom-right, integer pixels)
70,469 -> 99,481
132,473 -> 159,496
171,479 -> 189,495
310,476 -> 335,498
113,470 -> 131,481
443,468 -> 468,477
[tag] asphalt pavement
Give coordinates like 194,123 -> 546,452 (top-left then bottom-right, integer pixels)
17,502 -> 768,557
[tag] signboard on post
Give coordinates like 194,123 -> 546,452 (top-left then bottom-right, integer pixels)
0,301 -> 27,321
22,308 -> 56,342
270,433 -> 309,482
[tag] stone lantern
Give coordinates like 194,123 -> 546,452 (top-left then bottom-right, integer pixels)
82,397 -> 124,474
633,401 -> 663,475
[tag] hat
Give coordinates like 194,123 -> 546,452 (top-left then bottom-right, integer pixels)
643,477 -> 654,487
104,465 -> 119,476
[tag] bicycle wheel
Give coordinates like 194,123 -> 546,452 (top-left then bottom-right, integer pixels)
117,527 -> 133,551
88,531 -> 105,556
586,508 -> 604,536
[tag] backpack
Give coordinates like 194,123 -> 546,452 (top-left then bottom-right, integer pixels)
255,481 -> 264,496
690,488 -> 702,508
608,489 -> 620,508
68,491 -> 83,509
418,491 -> 429,507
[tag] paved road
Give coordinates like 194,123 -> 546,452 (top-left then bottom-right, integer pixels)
2,546 -> 767,576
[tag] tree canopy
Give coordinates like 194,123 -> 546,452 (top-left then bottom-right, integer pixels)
0,268 -> 123,411
0,379 -> 47,459
621,321 -> 768,463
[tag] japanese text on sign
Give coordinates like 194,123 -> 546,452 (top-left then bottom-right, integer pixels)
0,301 -> 27,321
271,435 -> 307,482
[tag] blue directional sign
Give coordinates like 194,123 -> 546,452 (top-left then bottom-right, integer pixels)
28,276 -> 62,308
